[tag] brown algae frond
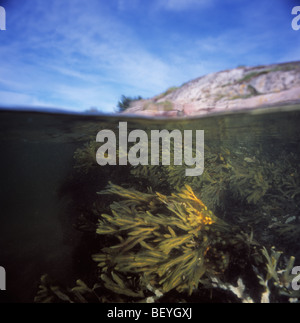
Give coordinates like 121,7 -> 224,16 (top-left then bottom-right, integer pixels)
93,183 -> 232,296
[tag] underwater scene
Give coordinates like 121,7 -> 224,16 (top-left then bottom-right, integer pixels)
1,105 -> 300,303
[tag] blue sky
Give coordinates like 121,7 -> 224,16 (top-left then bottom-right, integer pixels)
0,0 -> 299,113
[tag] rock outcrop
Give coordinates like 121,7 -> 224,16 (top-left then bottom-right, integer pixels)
123,61 -> 300,117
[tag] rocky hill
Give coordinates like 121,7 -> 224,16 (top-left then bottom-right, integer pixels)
123,61 -> 300,117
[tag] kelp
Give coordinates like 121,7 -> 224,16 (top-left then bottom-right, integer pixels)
34,274 -> 102,303
128,142 -> 300,258
73,132 -> 300,212
34,182 -> 300,303
73,136 -> 300,228
130,142 -> 299,211
37,127 -> 300,303
73,140 -> 100,174
92,183 -> 240,297
255,246 -> 300,302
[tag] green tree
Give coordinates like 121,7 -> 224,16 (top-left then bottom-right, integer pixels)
117,95 -> 142,112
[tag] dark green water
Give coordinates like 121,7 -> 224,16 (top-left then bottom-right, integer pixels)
0,105 -> 300,303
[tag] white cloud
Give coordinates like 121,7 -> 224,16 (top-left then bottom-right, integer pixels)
1,0 -> 179,111
156,0 -> 213,11
0,90 -> 56,108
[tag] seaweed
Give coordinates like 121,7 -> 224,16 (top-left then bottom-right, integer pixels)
72,136 -> 300,253
255,246 -> 299,302
92,183 -> 243,298
73,140 -> 100,174
34,181 -> 300,303
34,274 -> 102,303
36,123 -> 300,303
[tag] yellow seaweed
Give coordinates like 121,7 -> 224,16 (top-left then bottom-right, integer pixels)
92,183 -> 229,297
